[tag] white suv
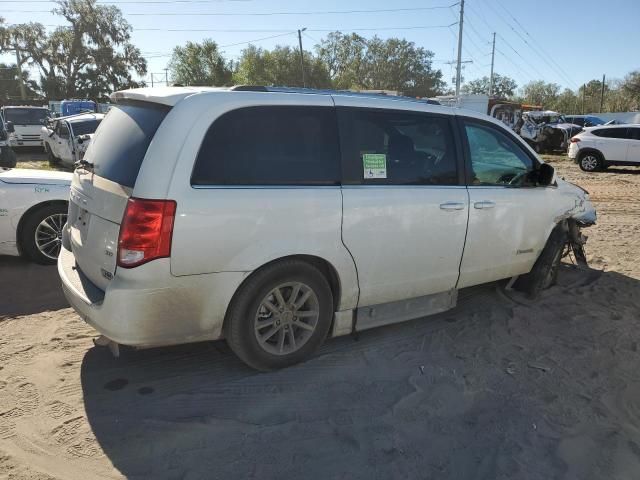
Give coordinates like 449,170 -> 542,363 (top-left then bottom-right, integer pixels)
569,124 -> 640,171
58,86 -> 596,370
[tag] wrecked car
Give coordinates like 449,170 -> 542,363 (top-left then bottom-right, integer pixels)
58,86 -> 596,370
41,113 -> 104,167
516,110 -> 583,153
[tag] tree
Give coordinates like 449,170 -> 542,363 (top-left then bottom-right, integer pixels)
3,0 -> 146,100
317,32 -> 445,97
0,63 -> 40,99
461,73 -> 517,98
521,80 -> 561,107
233,45 -> 331,88
169,39 -> 233,87
621,70 -> 640,107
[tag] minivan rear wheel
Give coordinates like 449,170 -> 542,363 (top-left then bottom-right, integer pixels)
225,260 -> 333,371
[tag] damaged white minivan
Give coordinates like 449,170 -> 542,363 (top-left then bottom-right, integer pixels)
58,86 -> 596,371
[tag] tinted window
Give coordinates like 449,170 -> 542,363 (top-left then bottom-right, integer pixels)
58,123 -> 70,139
192,106 -> 340,185
464,121 -> 535,186
567,117 -> 584,127
89,103 -> 169,188
592,127 -> 628,139
629,128 -> 640,140
70,119 -> 101,136
3,108 -> 48,125
338,108 -> 458,185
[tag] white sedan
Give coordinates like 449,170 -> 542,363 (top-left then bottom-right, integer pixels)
0,168 -> 71,264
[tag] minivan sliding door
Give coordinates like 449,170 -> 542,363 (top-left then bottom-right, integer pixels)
336,103 -> 468,311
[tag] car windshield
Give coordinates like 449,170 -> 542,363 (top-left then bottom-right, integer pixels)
587,116 -> 605,125
70,119 -> 102,136
3,108 -> 48,125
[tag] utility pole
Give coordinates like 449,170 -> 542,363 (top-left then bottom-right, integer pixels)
14,43 -> 27,100
455,0 -> 465,96
164,68 -> 169,86
488,32 -> 496,96
298,28 -> 307,88
151,73 -> 154,88
600,73 -> 606,113
581,83 -> 585,114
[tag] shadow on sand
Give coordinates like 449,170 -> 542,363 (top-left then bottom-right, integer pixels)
79,266 -> 640,479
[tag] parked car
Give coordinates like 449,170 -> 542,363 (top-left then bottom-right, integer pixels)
564,115 -> 607,128
60,99 -> 97,117
42,113 -> 104,167
569,124 -> 640,171
0,168 -> 71,264
0,106 -> 49,150
58,86 -> 596,370
517,110 -> 583,153
0,116 -> 17,168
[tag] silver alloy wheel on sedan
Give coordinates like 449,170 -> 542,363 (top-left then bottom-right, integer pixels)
580,154 -> 599,171
34,213 -> 67,260
254,282 -> 320,355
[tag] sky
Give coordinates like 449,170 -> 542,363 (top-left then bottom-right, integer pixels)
3,0 -> 640,93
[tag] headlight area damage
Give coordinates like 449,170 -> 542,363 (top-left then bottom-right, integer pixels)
555,183 -> 597,267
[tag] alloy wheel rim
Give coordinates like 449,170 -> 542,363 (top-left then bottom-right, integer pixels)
582,155 -> 598,171
35,213 -> 66,260
254,282 -> 320,356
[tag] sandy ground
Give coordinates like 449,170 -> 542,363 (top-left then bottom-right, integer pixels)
1,154 -> 640,479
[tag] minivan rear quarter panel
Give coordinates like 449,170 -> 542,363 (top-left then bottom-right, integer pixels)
164,92 -> 360,312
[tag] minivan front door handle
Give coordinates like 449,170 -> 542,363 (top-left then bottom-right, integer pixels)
474,201 -> 496,209
439,202 -> 465,211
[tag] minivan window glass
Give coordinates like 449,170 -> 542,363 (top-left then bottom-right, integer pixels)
337,108 -> 458,185
3,108 -> 48,125
464,122 -> 535,186
88,103 -> 169,188
192,106 -> 340,186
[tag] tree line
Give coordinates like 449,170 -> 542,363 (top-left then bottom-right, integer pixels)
1,0 -> 639,114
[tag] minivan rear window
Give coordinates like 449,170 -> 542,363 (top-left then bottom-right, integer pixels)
191,106 -> 341,185
89,102 -> 169,188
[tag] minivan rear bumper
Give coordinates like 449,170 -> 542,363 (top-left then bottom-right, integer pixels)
58,244 -> 248,347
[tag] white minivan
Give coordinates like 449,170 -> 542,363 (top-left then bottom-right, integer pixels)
58,86 -> 596,370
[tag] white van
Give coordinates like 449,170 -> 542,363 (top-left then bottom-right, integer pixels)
58,86 -> 596,370
1,106 -> 49,149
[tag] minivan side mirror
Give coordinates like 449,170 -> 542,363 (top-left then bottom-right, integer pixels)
537,163 -> 555,186
5,121 -> 14,133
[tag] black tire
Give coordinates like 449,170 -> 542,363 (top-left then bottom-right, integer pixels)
515,225 -> 567,299
0,146 -> 17,168
578,151 -> 603,172
225,259 -> 334,371
19,203 -> 68,265
46,144 -> 60,166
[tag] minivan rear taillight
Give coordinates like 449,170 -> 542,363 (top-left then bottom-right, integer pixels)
117,198 -> 176,268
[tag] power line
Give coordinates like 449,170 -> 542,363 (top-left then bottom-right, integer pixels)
132,24 -> 458,33
494,0 -> 578,88
1,3 -> 461,14
479,0 -> 578,89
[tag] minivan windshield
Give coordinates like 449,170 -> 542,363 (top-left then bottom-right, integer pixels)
3,108 -> 48,125
87,102 -> 169,188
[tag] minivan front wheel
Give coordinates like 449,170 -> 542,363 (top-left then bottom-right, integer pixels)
225,260 -> 333,371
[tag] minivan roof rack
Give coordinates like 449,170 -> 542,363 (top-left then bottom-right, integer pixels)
229,85 -> 439,104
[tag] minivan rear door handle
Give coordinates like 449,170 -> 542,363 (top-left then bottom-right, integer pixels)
439,202 -> 465,211
474,201 -> 496,209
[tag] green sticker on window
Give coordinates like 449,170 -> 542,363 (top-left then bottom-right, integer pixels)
362,153 -> 387,179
